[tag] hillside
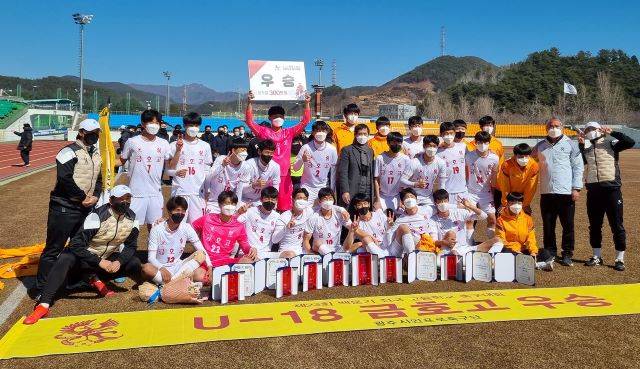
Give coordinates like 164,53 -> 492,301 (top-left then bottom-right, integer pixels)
129,83 -> 238,104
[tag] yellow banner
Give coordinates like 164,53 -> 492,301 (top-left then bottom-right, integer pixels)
1,283 -> 639,359
98,105 -> 116,191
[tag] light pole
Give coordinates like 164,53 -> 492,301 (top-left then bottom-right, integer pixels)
73,13 -> 93,114
162,71 -> 171,115
313,59 -> 325,118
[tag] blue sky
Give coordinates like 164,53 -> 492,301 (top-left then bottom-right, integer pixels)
1,0 -> 638,91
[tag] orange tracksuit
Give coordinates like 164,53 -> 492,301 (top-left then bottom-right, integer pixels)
497,157 -> 539,207
332,123 -> 355,156
496,209 -> 538,255
368,134 -> 389,157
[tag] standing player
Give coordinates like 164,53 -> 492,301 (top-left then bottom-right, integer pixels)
120,109 -> 172,229
293,120 -> 338,205
401,135 -> 448,215
167,112 -> 213,223
374,132 -> 411,211
368,116 -> 392,157
303,188 -> 352,255
273,188 -> 313,258
437,121 -> 469,203
203,137 -> 248,214
402,116 -> 424,159
238,186 -> 280,259
466,131 -> 499,238
238,139 -> 281,208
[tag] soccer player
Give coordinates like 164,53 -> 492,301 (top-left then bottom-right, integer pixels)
203,137 -> 248,214
344,193 -> 394,256
368,116 -> 391,157
120,109 -> 172,229
142,196 -> 210,285
402,115 -> 424,158
497,143 -> 539,214
332,103 -> 361,155
466,131 -> 499,238
374,132 -> 411,211
238,186 -> 280,259
238,139 -> 281,208
303,187 -> 352,255
245,91 -> 311,211
273,188 -> 313,258
293,120 -> 338,205
495,192 -> 538,256
473,116 -> 506,213
437,121 -> 469,203
401,134 -> 448,215
191,191 -> 258,268
452,119 -> 468,144
383,188 -> 436,255
167,112 -> 213,223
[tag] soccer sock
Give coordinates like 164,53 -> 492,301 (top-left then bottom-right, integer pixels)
486,228 -> 495,239
39,303 -> 50,309
593,248 -> 602,258
152,271 -> 163,285
616,250 -> 625,262
402,234 -> 415,253
366,242 -> 388,257
175,260 -> 201,280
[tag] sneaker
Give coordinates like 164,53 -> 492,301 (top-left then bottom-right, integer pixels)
536,260 -> 555,271
23,305 -> 49,325
585,256 -> 603,266
113,277 -> 126,284
559,255 -> 574,267
614,260 -> 625,272
90,278 -> 115,297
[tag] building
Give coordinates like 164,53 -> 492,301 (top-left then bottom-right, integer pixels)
378,104 -> 417,120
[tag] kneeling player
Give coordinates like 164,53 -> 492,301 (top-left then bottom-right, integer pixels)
273,188 -> 313,258
382,188 -> 436,256
303,187 -> 352,255
142,196 -> 210,285
344,193 -> 393,256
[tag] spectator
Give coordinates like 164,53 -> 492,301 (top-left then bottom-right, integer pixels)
13,123 -> 33,167
169,125 -> 182,143
211,126 -> 230,157
157,120 -> 170,141
337,123 -> 375,207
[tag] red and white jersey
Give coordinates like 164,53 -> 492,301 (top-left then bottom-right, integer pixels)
402,136 -> 424,159
204,155 -> 246,203
169,139 -> 213,196
388,212 -> 435,240
147,221 -> 202,268
431,209 -> 480,247
358,209 -> 389,244
273,207 -> 313,252
304,206 -> 352,251
240,158 -> 281,204
375,152 -> 411,196
402,155 -> 448,204
466,150 -> 499,200
238,206 -> 279,254
121,135 -> 171,197
296,141 -> 338,189
437,142 -> 468,194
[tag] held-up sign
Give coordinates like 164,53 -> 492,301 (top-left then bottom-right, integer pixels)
248,60 -> 307,101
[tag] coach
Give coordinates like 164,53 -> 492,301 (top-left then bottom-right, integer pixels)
532,118 -> 584,267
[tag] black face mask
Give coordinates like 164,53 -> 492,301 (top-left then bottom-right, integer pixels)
218,131 -> 225,136
111,201 -> 130,214
357,207 -> 369,216
170,212 -> 185,224
262,201 -> 276,211
291,143 -> 302,155
260,154 -> 273,165
389,143 -> 402,153
455,131 -> 465,139
84,132 -> 99,146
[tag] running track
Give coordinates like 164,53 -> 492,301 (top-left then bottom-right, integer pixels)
0,140 -> 68,182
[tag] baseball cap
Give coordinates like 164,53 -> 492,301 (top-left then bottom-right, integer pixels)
585,121 -> 601,130
110,185 -> 132,198
79,119 -> 100,131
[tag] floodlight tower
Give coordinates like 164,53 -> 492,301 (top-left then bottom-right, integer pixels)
440,26 -> 446,57
73,13 -> 94,114
312,59 -> 325,118
163,71 -> 171,115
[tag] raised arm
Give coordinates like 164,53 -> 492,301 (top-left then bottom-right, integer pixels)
244,91 -> 268,139
291,93 -> 312,136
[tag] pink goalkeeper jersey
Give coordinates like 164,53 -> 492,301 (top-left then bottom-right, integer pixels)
191,213 -> 251,267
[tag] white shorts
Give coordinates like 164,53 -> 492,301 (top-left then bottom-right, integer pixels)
278,243 -> 303,256
160,260 -> 187,276
383,232 -> 419,257
131,196 -> 164,225
448,191 -> 469,205
174,193 -> 205,223
467,193 -> 495,214
379,194 -> 400,211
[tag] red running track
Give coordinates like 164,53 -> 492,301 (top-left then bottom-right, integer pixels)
0,140 -> 69,182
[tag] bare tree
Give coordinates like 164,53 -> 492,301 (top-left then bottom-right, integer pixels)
597,71 -> 629,124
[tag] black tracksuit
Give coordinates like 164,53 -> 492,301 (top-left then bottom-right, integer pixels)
14,127 -> 33,165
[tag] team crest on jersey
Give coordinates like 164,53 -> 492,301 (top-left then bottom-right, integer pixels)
54,319 -> 123,346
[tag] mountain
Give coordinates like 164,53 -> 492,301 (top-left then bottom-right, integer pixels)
128,83 -> 238,104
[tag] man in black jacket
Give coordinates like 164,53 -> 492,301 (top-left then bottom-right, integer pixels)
24,185 -> 141,324
35,119 -> 103,291
157,120 -> 170,141
13,123 -> 33,167
210,126 -> 230,157
337,123 -> 375,207
117,125 -> 131,155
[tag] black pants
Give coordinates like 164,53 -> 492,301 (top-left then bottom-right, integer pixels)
540,193 -> 575,258
36,203 -> 88,290
40,250 -> 141,305
20,149 -> 30,165
493,188 -> 502,215
587,186 -> 626,251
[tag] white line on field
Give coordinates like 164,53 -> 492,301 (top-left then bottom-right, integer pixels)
0,278 -> 30,326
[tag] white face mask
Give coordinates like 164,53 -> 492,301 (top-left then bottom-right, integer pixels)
346,114 -> 358,124
186,126 -> 199,138
437,202 -> 450,212
411,127 -> 422,136
314,131 -> 327,142
548,127 -> 563,138
145,123 -> 160,135
378,126 -> 390,136
403,197 -> 418,209
424,147 -> 438,157
442,135 -> 454,144
516,157 -> 529,167
221,204 -> 236,216
235,151 -> 248,162
585,130 -> 600,141
271,118 -> 284,127
477,143 -> 490,153
294,199 -> 309,210
320,199 -> 334,210
356,135 -> 369,145
509,203 -> 523,215
482,126 -> 494,135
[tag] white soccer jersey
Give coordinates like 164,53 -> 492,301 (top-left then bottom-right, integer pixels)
273,207 -> 313,253
402,136 -> 424,159
121,135 -> 171,197
358,209 -> 389,244
147,221 -> 202,268
437,142 -> 467,194
169,139 -> 213,196
375,153 -> 411,196
204,155 -> 246,204
431,209 -> 481,247
239,158 -> 281,204
238,206 -> 279,254
387,212 -> 435,240
296,141 -> 338,189
466,150 -> 499,201
402,155 -> 448,204
304,206 -> 352,251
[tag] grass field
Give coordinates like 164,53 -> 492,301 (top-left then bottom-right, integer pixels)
1,150 -> 639,369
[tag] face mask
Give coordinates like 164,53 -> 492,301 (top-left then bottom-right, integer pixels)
516,157 -> 529,167
347,114 -> 358,124
314,131 -> 327,142
437,202 -> 450,212
236,151 -> 248,162
221,204 -> 236,216
271,118 -> 284,127
170,212 -> 185,223
218,131 -> 225,136
509,203 -> 523,215
111,200 -> 130,214
262,201 -> 276,212
320,199 -> 334,210
389,143 -> 402,153
205,130 -> 212,134
455,131 -> 465,140
378,126 -> 390,136
83,132 -> 99,146
186,126 -> 199,138
411,127 -> 422,136
404,197 -> 418,209
294,199 -> 309,210
585,130 -> 600,141
357,207 -> 369,216
260,154 -> 273,165
356,135 -> 369,145
477,143 -> 490,153
145,123 -> 160,135
482,126 -> 494,135
424,147 -> 438,157
548,127 -> 563,138
442,135 -> 454,144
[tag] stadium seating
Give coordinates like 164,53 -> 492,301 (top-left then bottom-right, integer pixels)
0,100 -> 28,129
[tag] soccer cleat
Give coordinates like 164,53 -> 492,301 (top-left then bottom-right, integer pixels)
90,278 -> 115,297
585,257 -> 603,267
614,260 -> 625,272
535,260 -> 554,271
23,305 -> 49,325
559,255 -> 574,267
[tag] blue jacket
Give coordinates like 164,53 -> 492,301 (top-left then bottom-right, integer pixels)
533,135 -> 584,195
